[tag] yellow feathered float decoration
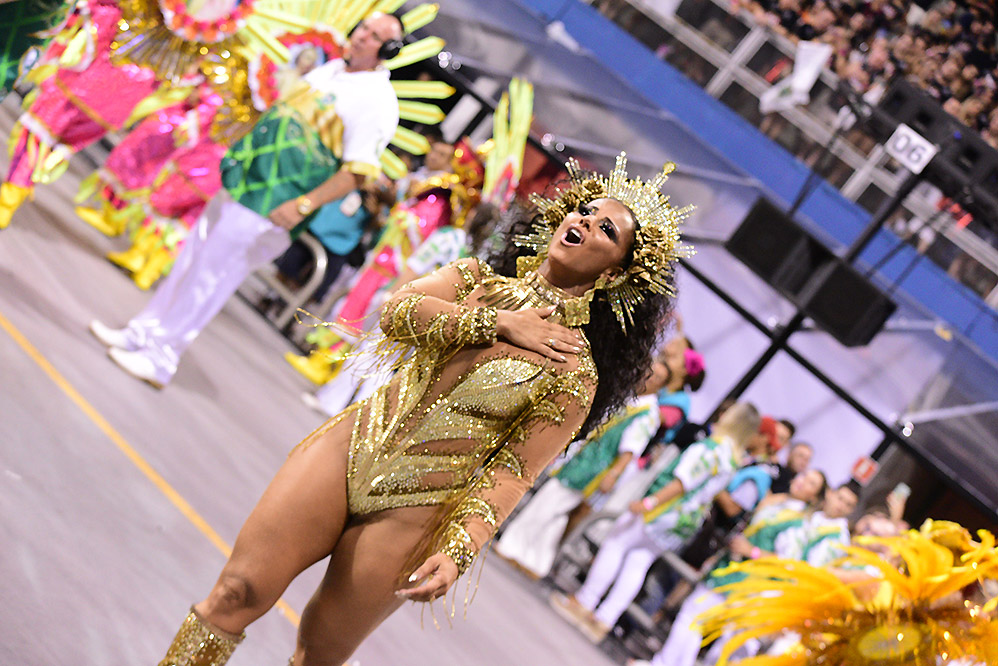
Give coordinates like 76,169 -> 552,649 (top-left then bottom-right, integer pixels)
698,520 -> 998,665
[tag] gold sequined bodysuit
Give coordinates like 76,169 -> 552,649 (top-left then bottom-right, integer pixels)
323,258 -> 598,574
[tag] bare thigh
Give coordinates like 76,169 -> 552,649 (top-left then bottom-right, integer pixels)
293,508 -> 438,665
197,411 -> 356,631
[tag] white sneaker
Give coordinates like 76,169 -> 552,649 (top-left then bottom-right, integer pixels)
107,347 -> 167,389
89,319 -> 137,350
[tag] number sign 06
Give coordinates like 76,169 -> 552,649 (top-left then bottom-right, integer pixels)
885,123 -> 938,174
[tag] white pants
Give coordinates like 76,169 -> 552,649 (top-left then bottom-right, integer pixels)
650,583 -> 721,666
574,512 -> 681,626
314,334 -> 392,417
494,479 -> 583,577
124,191 -> 291,384
651,582 -> 761,666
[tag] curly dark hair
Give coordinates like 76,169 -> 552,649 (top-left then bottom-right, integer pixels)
487,202 -> 674,440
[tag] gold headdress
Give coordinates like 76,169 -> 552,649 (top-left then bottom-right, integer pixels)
513,152 -> 693,330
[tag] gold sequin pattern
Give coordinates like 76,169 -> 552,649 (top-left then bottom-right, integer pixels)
438,523 -> 477,575
158,607 -> 244,666
342,260 -> 598,578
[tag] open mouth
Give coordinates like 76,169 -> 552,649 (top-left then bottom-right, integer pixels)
562,226 -> 584,246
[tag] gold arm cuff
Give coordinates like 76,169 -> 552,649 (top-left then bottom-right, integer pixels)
438,524 -> 477,575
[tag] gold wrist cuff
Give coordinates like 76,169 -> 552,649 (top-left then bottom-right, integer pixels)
439,524 -> 477,575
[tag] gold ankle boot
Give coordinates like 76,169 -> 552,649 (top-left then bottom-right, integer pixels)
76,200 -> 126,236
107,229 -> 158,274
133,247 -> 172,290
158,606 -> 244,666
283,348 -> 344,385
0,182 -> 33,229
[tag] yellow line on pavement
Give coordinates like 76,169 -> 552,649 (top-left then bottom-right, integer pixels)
0,309 -> 301,627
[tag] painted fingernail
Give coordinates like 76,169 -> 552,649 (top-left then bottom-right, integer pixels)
559,355 -> 566,361
408,572 -> 419,582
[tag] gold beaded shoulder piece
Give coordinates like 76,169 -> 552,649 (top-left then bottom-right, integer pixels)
514,152 -> 694,330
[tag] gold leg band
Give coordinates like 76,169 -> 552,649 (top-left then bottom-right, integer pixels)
158,606 -> 245,666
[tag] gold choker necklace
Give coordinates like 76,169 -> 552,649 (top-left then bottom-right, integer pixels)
481,270 -> 593,328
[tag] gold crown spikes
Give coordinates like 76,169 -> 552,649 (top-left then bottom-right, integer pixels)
400,3 -> 439,33
392,80 -> 456,99
398,100 -> 447,124
383,36 -> 445,70
390,126 -> 431,155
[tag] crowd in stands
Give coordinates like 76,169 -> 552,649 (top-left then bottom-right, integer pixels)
730,0 -> 998,146
590,0 -> 998,299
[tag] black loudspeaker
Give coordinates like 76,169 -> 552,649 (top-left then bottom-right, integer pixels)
726,198 -> 897,347
866,78 -> 998,233
725,198 -> 836,295
869,79 -> 960,144
797,261 -> 897,347
930,130 -> 998,229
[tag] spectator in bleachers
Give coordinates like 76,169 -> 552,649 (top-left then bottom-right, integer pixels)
777,418 -> 795,447
549,402 -> 761,643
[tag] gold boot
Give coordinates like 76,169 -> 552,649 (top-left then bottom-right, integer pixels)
158,606 -> 244,666
133,247 -> 172,290
283,349 -> 340,385
76,200 -> 126,236
107,229 -> 158,274
0,182 -> 33,229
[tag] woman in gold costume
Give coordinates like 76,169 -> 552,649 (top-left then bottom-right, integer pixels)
156,153 -> 692,665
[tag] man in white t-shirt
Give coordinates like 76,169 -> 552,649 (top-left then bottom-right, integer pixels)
89,13 -> 402,387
